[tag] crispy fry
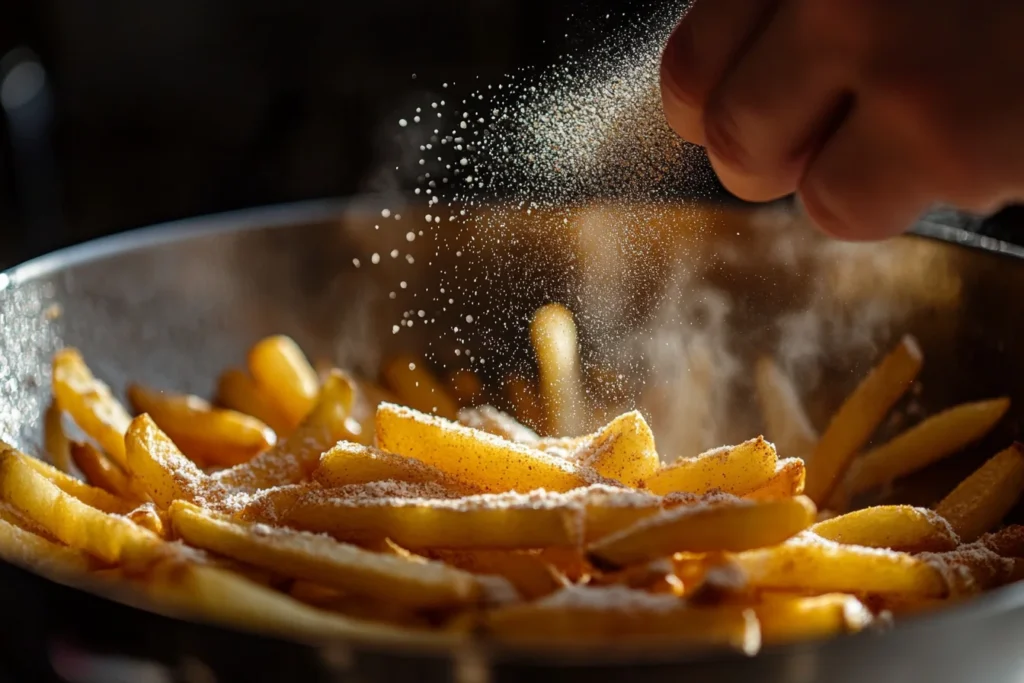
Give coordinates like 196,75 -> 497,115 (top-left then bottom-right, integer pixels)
247,335 -> 321,429
375,403 -> 589,493
43,401 -> 73,474
215,368 -> 292,436
448,369 -> 484,406
735,537 -> 947,597
125,415 -> 227,508
71,442 -> 137,500
312,441 -> 476,493
934,443 -> 1024,542
51,348 -> 132,469
754,593 -> 873,645
744,458 -> 806,500
805,336 -> 924,505
589,558 -> 684,596
575,411 -> 660,487
429,549 -> 565,600
587,496 -> 816,571
0,515 -> 94,576
754,357 -> 817,462
382,354 -> 459,420
811,505 -> 959,552
482,587 -> 759,652
505,374 -> 545,433
170,501 -> 485,609
844,398 -> 1011,499
215,371 -> 356,491
531,303 -> 585,437
0,449 -> 165,565
126,502 -> 169,538
457,406 -> 540,444
277,487 -> 583,550
127,384 -> 276,467
143,562 -> 442,645
644,437 -> 778,497
288,581 -> 431,628
19,452 -> 135,515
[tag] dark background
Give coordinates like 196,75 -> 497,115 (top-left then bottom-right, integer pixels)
0,0 -> 1019,268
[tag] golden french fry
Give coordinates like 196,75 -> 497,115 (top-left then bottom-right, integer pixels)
126,502 -> 169,538
754,593 -> 873,645
531,303 -> 585,437
934,443 -> 1024,542
215,371 -> 355,491
142,562 -> 442,645
575,411 -> 660,487
247,335 -> 320,429
312,441 -> 476,493
457,406 -> 540,444
505,374 -> 545,433
589,558 -> 683,596
170,501 -> 485,609
430,549 -> 565,600
587,496 -> 816,571
810,505 -> 959,552
754,357 -> 818,462
0,449 -> 165,565
448,369 -> 484,406
51,348 -> 132,469
71,442 -> 137,501
744,458 -> 806,500
844,398 -> 1011,498
805,335 -> 923,505
277,486 -> 583,550
375,403 -> 589,493
483,587 -> 759,652
127,384 -> 276,467
735,537 -> 947,597
578,485 -> 662,542
215,368 -> 292,436
382,354 -> 459,421
19,452 -> 134,515
125,415 -> 228,509
0,515 -> 94,576
287,581 -> 431,628
644,437 -> 778,497
43,401 -> 73,474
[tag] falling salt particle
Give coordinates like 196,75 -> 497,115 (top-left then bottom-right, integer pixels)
381,209 -> 391,218
371,253 -> 380,264
399,119 -> 408,127
425,214 -> 433,222
406,255 -> 415,264
400,281 -> 408,289
352,258 -> 361,267
414,116 -> 421,123
418,310 -> 426,318
408,362 -> 417,371
389,292 -> 397,299
406,232 -> 416,242
391,249 -> 399,258
466,314 -> 474,323
460,158 -> 469,166
392,325 -> 400,334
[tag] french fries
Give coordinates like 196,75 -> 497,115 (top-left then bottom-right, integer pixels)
805,336 -> 923,504
754,357 -> 817,462
127,384 -> 276,467
842,398 -> 1010,499
247,335 -> 321,430
531,304 -> 585,437
644,437 -> 778,497
313,441 -> 477,493
574,411 -> 660,487
0,449 -> 165,565
6,315 -> 1024,653
810,505 -> 959,553
215,368 -> 292,436
383,354 -> 460,420
51,348 -> 132,469
934,443 -> 1024,542
71,442 -> 137,501
587,496 -> 816,571
170,501 -> 487,609
375,403 -> 589,493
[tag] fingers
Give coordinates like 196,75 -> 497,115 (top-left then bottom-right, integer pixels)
702,2 -> 854,202
660,0 -> 778,146
798,108 -> 933,241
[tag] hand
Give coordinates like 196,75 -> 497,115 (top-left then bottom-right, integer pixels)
661,0 -> 1024,240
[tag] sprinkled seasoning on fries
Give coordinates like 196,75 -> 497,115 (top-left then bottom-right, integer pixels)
0,320 -> 1019,654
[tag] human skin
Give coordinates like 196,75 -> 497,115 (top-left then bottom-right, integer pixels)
660,0 -> 1024,240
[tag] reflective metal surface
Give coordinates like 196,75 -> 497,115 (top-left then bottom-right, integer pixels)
2,199 -> 1024,682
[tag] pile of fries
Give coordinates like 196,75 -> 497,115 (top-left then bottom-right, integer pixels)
1,302 -> 1023,654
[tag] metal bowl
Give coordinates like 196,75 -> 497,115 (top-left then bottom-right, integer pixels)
3,199 -> 1024,682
